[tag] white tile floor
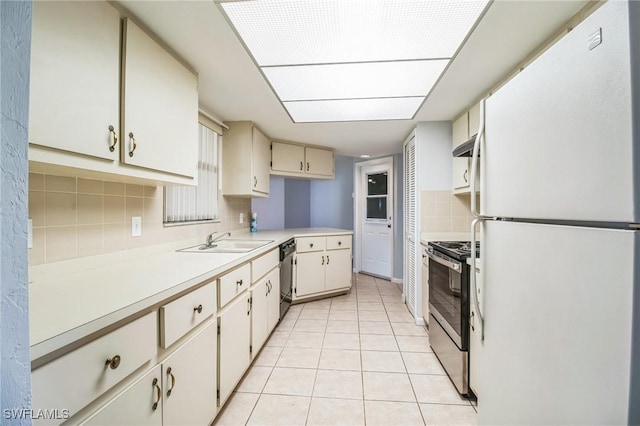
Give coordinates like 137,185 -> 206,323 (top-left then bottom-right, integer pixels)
214,273 -> 477,426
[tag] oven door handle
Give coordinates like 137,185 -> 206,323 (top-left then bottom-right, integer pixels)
426,250 -> 461,272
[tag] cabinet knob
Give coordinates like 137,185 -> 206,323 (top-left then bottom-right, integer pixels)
152,378 -> 161,411
108,125 -> 118,152
338,241 -> 342,246
194,304 -> 203,314
310,243 -> 314,248
128,132 -> 137,157
237,279 -> 243,287
105,354 -> 121,370
166,367 -> 176,396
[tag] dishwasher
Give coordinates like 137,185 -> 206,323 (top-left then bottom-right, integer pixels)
279,238 -> 296,319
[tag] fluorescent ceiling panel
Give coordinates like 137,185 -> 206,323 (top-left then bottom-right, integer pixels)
221,0 -> 489,66
263,60 -> 448,101
283,97 -> 425,122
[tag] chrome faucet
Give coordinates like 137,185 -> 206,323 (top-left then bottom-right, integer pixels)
205,231 -> 231,247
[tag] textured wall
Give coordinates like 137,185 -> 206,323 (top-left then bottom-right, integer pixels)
250,176 -> 285,230
1,0 -> 32,421
309,155 -> 355,230
284,179 -> 310,228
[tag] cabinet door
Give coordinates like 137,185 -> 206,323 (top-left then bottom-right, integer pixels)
219,296 -> 251,405
295,252 -> 326,297
266,269 -> 281,332
29,1 -> 120,160
252,127 -> 271,194
324,249 -> 352,292
468,103 -> 480,138
82,366 -> 162,426
452,112 -> 469,148
452,158 -> 470,190
122,19 -> 198,179
251,280 -> 269,358
305,147 -> 334,176
163,321 -> 217,426
272,142 -> 304,174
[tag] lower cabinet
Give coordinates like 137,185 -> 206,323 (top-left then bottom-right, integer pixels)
251,268 -> 280,356
218,293 -> 251,406
83,321 -> 216,426
294,236 -> 352,299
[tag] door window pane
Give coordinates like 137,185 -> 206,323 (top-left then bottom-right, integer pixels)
367,197 -> 387,219
367,173 -> 388,196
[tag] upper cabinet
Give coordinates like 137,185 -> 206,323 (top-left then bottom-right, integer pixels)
271,140 -> 335,179
452,107 -> 480,194
121,18 -> 199,179
28,1 -> 198,186
29,1 -> 121,161
222,122 -> 270,198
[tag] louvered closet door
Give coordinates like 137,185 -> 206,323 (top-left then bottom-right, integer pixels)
404,137 -> 417,316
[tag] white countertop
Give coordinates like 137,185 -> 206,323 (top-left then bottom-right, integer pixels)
29,228 -> 352,361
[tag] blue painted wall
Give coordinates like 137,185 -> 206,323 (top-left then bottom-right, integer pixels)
284,179 -> 311,228
251,176 -> 285,230
1,1 -> 32,421
310,155 -> 355,230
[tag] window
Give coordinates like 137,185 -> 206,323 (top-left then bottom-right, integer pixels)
366,172 -> 388,220
164,123 -> 220,223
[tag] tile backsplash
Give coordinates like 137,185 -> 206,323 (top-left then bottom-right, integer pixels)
28,173 -> 251,265
420,190 -> 479,233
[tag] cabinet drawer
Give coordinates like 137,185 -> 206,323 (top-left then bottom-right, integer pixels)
295,237 -> 325,253
160,282 -> 216,349
252,248 -> 279,283
32,312 -> 157,423
219,263 -> 250,307
326,235 -> 352,251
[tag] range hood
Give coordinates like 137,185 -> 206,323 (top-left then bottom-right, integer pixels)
452,134 -> 479,157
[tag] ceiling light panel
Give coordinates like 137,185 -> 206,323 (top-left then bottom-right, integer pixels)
263,60 -> 447,101
283,97 -> 424,123
221,0 -> 489,66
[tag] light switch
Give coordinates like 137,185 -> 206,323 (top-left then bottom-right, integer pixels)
131,216 -> 142,237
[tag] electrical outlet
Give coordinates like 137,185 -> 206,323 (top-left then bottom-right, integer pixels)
131,216 -> 142,237
239,213 -> 244,224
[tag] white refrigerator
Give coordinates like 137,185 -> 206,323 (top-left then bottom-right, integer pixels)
471,0 -> 639,424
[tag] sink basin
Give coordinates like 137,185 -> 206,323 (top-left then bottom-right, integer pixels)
178,239 -> 273,254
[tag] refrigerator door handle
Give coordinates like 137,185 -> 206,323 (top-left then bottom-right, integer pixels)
470,99 -> 485,219
471,218 -> 484,340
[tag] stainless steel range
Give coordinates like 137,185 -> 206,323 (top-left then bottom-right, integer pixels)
427,240 -> 479,395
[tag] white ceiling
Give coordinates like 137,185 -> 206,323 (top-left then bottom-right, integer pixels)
117,0 -> 588,157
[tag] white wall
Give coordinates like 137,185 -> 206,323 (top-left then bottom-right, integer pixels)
1,0 -> 32,420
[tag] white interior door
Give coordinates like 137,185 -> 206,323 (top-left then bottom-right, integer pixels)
360,160 -> 393,279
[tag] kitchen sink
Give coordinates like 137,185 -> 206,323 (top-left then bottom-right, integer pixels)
178,239 -> 273,254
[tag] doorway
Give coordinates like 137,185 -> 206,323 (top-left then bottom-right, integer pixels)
354,157 -> 394,279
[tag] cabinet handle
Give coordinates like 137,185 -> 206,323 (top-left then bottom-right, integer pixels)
105,354 -> 121,370
306,162 -> 310,172
128,132 -> 137,157
152,378 -> 161,411
300,161 -> 303,171
237,279 -> 243,287
108,125 -> 118,152
310,243 -> 314,248
247,297 -> 252,315
321,255 -> 325,265
338,241 -> 342,246
327,255 -> 330,265
463,169 -> 468,183
253,176 -> 257,187
194,304 -> 203,314
166,367 -> 176,396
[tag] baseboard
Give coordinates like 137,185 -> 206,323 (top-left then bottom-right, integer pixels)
391,278 -> 403,284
